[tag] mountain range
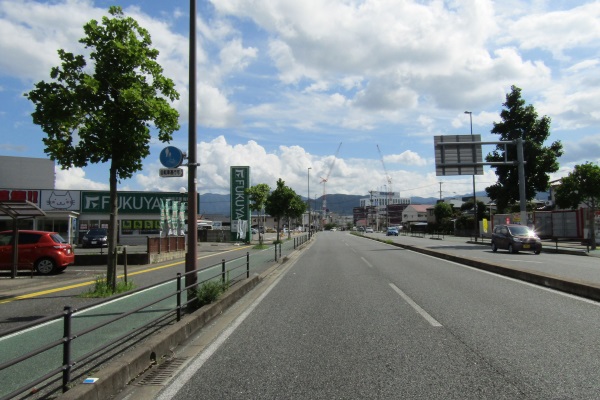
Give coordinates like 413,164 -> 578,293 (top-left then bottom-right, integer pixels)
200,188 -> 550,217
199,193 -> 476,217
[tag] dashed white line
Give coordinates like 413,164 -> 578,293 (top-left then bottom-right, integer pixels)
389,283 -> 443,327
361,257 -> 373,268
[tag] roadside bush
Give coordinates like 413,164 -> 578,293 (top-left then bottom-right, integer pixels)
196,279 -> 229,308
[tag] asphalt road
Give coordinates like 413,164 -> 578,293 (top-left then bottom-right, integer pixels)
152,232 -> 600,400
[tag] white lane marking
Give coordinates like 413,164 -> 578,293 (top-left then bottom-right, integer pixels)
416,251 -> 600,306
499,258 -> 543,264
389,283 -> 443,327
156,259 -> 293,400
361,257 -> 373,268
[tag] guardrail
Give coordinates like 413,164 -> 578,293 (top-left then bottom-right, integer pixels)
0,235 -> 310,400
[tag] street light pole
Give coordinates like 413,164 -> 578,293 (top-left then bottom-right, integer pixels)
186,0 -> 198,293
465,111 -> 478,241
308,167 -> 311,238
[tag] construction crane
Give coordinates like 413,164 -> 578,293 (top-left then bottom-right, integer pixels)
320,142 -> 342,224
377,144 -> 393,228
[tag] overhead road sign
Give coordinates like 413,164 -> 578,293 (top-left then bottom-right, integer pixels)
159,168 -> 184,177
434,135 -> 483,176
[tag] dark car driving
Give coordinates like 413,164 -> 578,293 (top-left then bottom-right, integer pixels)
82,228 -> 108,248
491,224 -> 542,254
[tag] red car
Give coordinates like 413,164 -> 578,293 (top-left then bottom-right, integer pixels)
0,230 -> 75,274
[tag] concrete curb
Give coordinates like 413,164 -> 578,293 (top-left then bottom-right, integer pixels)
60,275 -> 261,400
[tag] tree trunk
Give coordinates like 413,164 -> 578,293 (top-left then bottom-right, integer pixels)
259,210 -> 263,246
591,200 -> 597,251
107,163 -> 119,291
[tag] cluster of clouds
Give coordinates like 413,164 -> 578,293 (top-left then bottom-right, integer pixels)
3,0 -> 600,199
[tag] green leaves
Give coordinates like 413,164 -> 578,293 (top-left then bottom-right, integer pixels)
485,85 -> 563,212
555,163 -> 600,210
25,6 -> 180,178
246,183 -> 271,213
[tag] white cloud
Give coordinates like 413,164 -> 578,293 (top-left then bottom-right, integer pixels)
55,166 -> 108,190
130,136 -> 461,199
385,150 -> 427,167
505,2 -> 600,59
4,0 -> 600,202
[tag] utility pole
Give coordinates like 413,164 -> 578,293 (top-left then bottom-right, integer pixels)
186,0 -> 198,294
465,111 -> 478,241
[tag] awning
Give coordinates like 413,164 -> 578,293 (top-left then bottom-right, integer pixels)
0,200 -> 46,219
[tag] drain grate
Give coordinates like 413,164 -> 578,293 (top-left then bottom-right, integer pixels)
137,357 -> 188,386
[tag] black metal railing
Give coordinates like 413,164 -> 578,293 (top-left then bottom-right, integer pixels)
0,234 -> 312,400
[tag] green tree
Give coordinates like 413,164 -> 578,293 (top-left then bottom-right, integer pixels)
554,163 -> 600,250
434,202 -> 453,222
285,193 -> 307,238
485,85 -> 563,213
460,200 -> 487,221
265,179 -> 296,242
26,6 -> 180,290
246,183 -> 271,245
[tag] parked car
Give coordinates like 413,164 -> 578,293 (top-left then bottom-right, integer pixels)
365,227 -> 374,233
386,227 -> 399,236
491,224 -> 542,254
81,228 -> 108,248
251,228 -> 258,234
0,230 -> 75,274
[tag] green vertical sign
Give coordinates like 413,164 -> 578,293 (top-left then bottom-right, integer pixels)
230,166 -> 250,241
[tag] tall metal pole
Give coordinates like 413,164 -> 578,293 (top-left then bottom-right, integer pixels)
186,0 -> 198,292
517,138 -> 528,226
308,167 -> 311,238
465,111 -> 478,241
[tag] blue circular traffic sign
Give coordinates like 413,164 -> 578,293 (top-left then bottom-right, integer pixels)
159,146 -> 184,168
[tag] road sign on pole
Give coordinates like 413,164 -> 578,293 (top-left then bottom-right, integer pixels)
159,168 -> 184,177
434,135 -> 483,176
159,146 -> 184,168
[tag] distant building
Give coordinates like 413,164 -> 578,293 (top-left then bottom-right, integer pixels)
359,191 -> 410,208
0,156 -> 54,189
402,204 -> 429,225
356,191 -> 410,228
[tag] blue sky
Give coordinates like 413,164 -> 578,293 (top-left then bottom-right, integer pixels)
1,0 -> 599,201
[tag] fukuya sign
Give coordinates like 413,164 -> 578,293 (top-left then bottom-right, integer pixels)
230,166 -> 250,242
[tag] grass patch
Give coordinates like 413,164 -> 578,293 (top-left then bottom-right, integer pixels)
253,244 -> 269,250
79,276 -> 134,298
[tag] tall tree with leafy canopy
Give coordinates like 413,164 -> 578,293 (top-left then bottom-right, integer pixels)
246,183 -> 271,245
554,163 -> 600,250
26,6 -> 180,289
265,179 -> 297,242
285,193 -> 307,239
485,85 -> 563,213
